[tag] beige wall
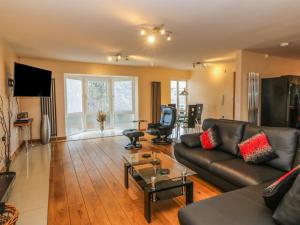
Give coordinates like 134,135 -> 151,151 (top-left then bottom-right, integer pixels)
19,57 -> 191,139
0,40 -> 21,165
188,61 -> 236,120
235,51 -> 300,121
15,51 -> 300,140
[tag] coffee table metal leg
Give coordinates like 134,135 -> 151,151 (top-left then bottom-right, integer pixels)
144,188 -> 152,223
185,182 -> 194,204
124,163 -> 130,189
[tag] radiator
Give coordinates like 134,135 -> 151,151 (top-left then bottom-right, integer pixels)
40,79 -> 57,137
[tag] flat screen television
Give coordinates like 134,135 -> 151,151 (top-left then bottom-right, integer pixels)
14,63 -> 52,97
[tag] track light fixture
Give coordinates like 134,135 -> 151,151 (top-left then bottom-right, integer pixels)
140,24 -> 172,44
192,62 -> 207,68
107,53 -> 129,62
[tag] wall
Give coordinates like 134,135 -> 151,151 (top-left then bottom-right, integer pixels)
235,51 -> 300,121
0,40 -> 20,167
188,61 -> 236,120
19,57 -> 191,139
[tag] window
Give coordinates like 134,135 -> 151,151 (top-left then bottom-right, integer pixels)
66,79 -> 83,114
65,75 -> 137,135
113,79 -> 133,112
66,78 -> 84,134
170,80 -> 187,111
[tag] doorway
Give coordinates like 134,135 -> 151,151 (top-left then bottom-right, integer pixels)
65,74 -> 138,137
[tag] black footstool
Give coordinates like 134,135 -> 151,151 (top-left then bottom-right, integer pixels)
122,129 -> 145,150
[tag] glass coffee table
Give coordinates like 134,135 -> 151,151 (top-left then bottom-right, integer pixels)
123,151 -> 196,223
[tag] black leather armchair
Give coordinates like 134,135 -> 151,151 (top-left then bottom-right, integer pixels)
147,107 -> 177,144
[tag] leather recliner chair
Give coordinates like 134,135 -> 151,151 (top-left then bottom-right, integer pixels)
147,107 -> 177,144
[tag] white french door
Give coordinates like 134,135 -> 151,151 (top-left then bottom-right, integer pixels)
65,75 -> 137,135
112,78 -> 136,129
66,78 -> 84,135
85,79 -> 111,130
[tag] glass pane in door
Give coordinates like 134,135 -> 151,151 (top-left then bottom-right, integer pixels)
113,79 -> 135,129
114,80 -> 133,112
171,80 -> 178,107
178,81 -> 187,111
86,80 -> 111,129
66,78 -> 83,134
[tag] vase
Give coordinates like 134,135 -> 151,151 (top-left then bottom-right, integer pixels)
100,122 -> 105,133
40,114 -> 51,144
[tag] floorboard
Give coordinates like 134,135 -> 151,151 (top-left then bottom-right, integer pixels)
48,136 -> 221,225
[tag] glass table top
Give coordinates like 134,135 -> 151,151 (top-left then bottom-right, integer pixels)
123,151 -> 196,184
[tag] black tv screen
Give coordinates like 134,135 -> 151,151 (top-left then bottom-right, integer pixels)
14,63 -> 52,97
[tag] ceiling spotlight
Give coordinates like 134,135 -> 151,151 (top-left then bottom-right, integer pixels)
140,25 -> 172,44
280,42 -> 289,47
193,62 -> 206,68
140,29 -> 146,36
147,35 -> 155,44
107,54 -> 129,62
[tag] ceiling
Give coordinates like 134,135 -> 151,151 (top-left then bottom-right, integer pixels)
1,0 -> 300,69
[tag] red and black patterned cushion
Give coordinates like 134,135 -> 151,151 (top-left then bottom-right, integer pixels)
238,132 -> 277,164
263,165 -> 300,210
272,173 -> 300,225
200,125 -> 221,150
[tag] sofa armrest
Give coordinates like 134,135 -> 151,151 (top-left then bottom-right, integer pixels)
180,133 -> 202,148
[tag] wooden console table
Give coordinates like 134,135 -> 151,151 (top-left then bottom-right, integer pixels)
14,118 -> 33,149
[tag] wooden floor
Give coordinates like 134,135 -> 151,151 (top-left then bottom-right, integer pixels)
48,136 -> 221,225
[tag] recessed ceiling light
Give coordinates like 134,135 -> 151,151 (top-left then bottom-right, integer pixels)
280,42 -> 289,47
160,29 -> 165,35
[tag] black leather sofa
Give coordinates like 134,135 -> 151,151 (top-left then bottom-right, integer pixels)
174,119 -> 300,225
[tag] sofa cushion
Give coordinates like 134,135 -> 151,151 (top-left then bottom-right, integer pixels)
180,133 -> 202,148
210,158 -> 284,187
178,182 -> 276,225
238,132 -> 277,164
202,119 -> 246,156
242,125 -> 299,171
200,125 -> 221,150
272,173 -> 300,225
263,165 -> 300,210
173,143 -> 234,170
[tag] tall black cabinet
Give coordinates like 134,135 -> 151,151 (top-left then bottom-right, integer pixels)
261,75 -> 300,128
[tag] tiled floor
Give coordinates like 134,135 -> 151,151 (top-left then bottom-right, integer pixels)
8,144 -> 51,225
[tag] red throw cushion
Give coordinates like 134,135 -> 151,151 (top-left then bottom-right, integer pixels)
238,132 -> 277,164
200,125 -> 221,150
263,165 -> 300,210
